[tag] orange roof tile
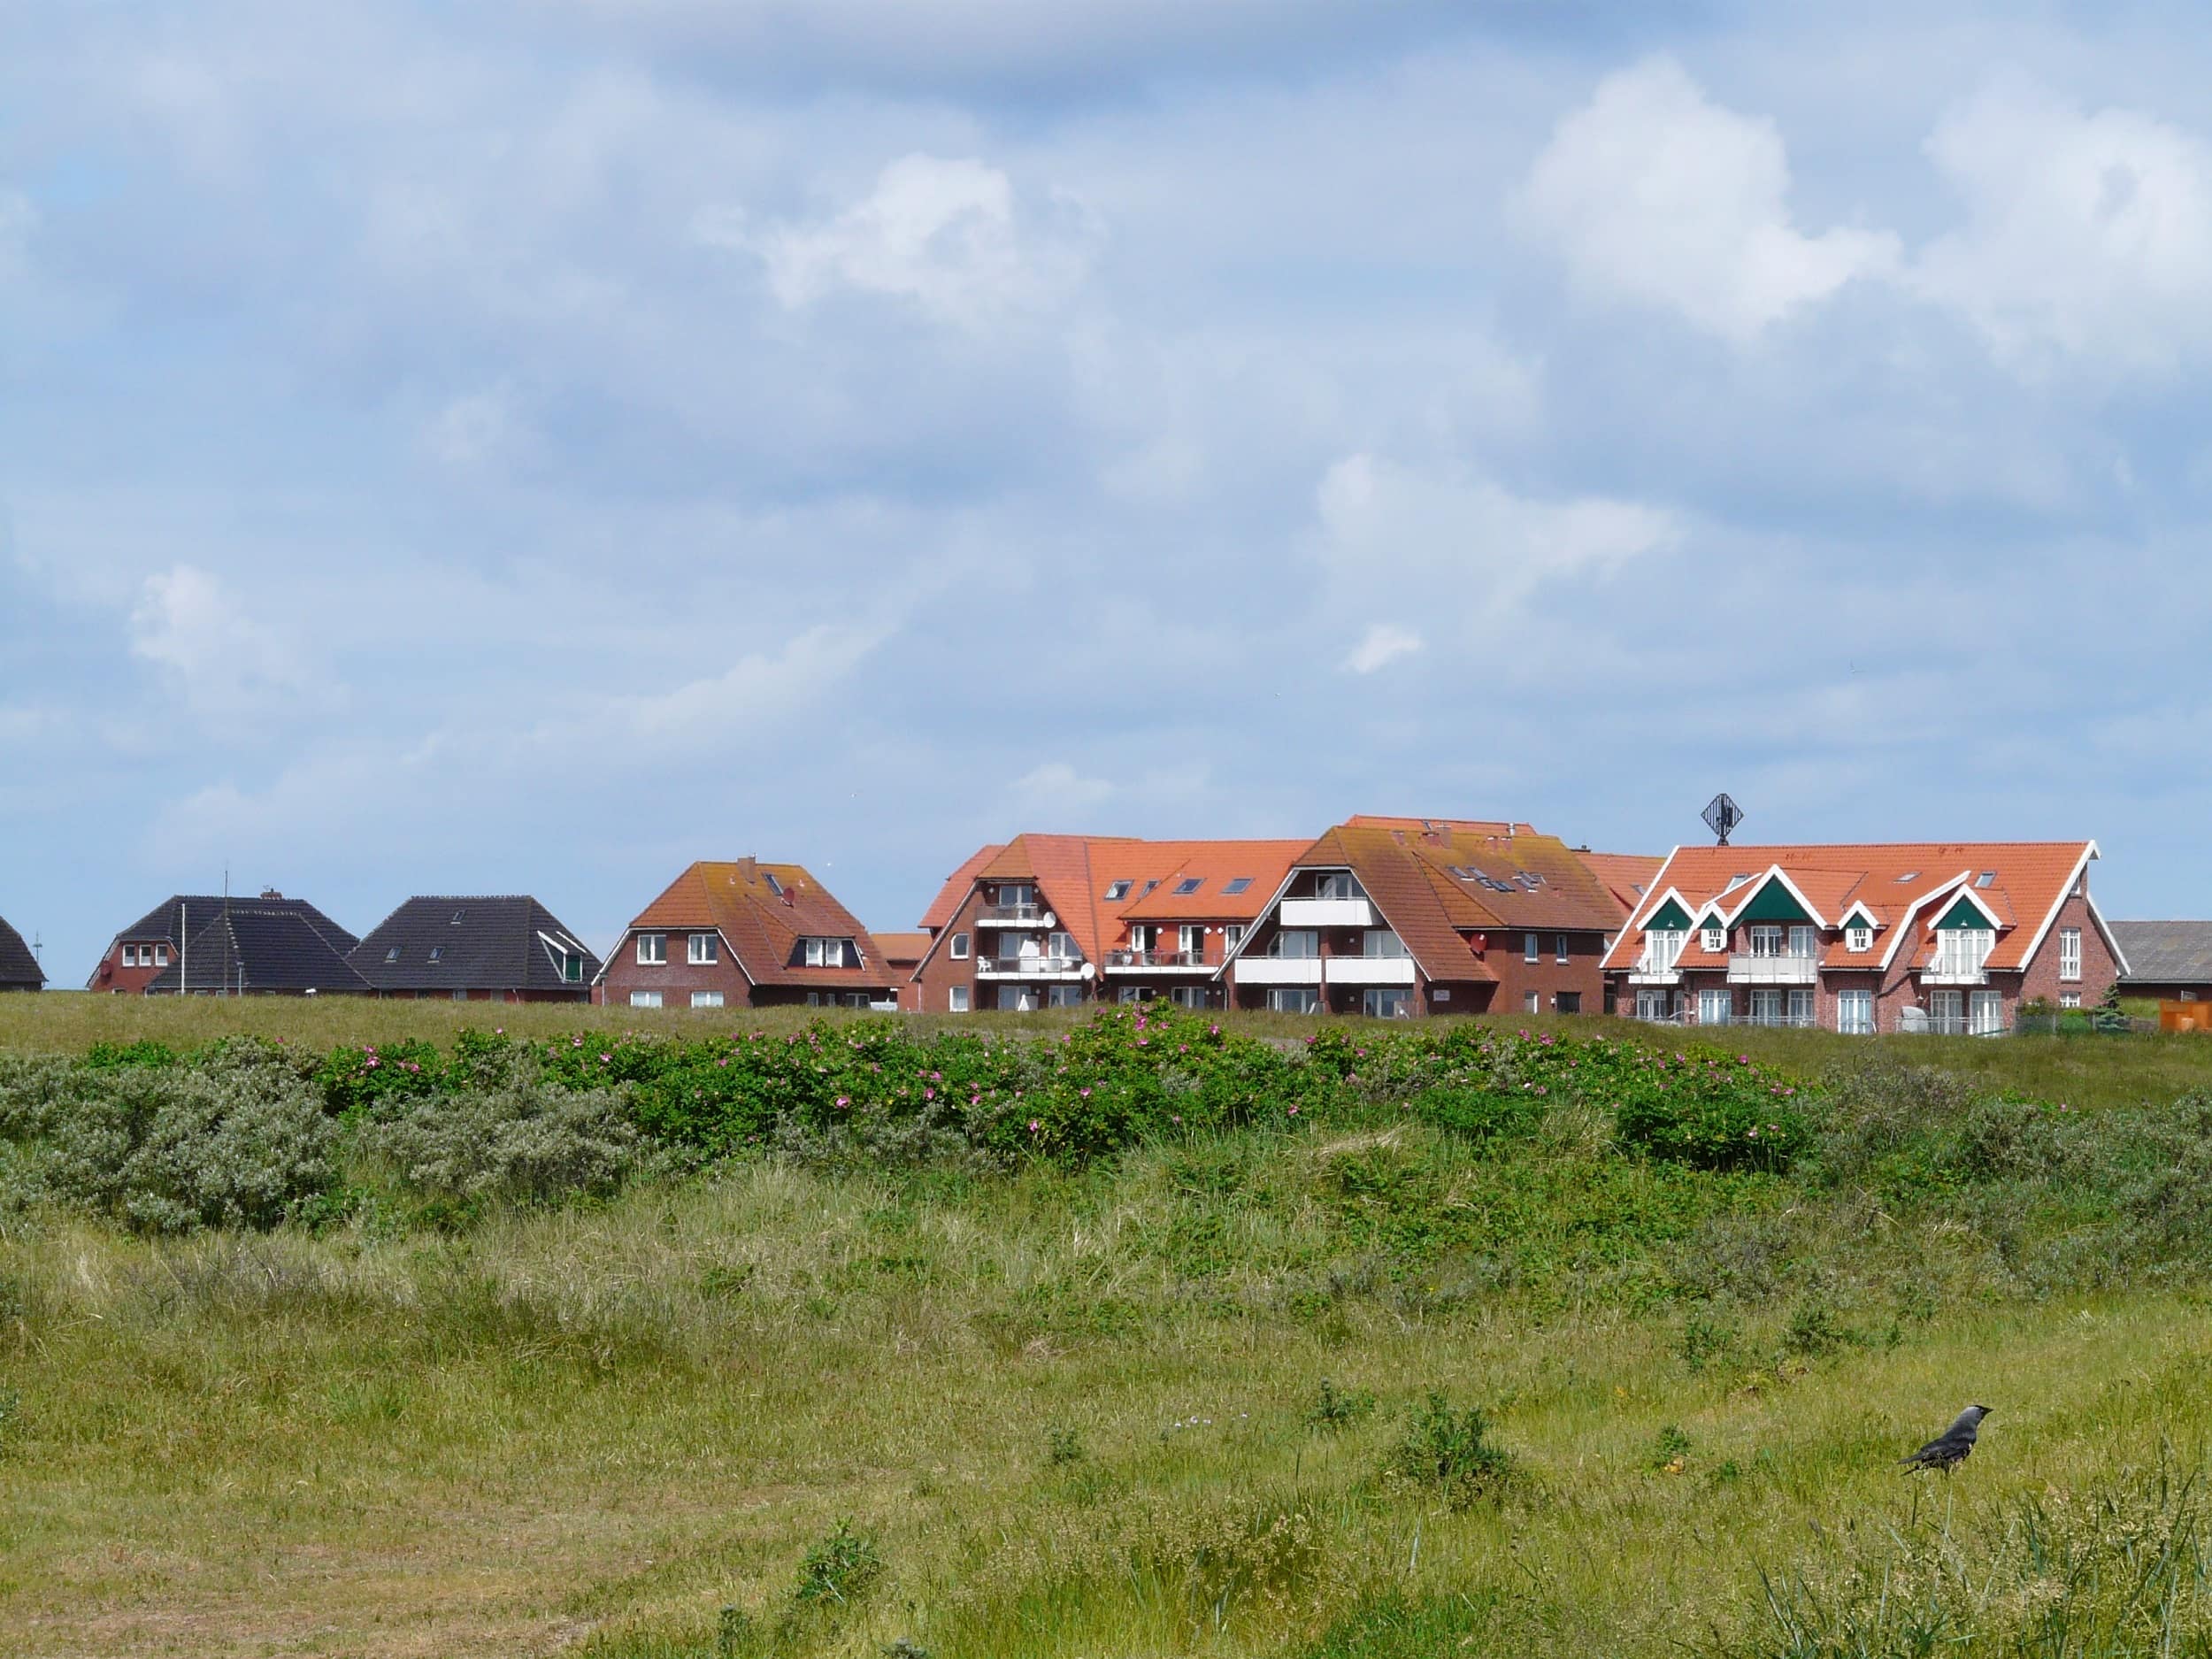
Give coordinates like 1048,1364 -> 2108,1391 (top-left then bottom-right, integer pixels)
1574,851 -> 1666,923
918,844 -> 1005,932
872,931 -> 931,966
628,859 -> 898,989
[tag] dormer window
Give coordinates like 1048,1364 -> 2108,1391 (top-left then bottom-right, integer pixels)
1645,928 -> 1686,971
1847,926 -> 1871,953
1701,924 -> 1724,954
1316,872 -> 1360,901
803,937 -> 850,968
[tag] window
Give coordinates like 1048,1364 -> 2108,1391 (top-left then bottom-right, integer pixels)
1434,987 -> 1452,1003
1786,925 -> 1816,958
1048,930 -> 1078,963
1224,925 -> 1245,954
629,990 -> 664,1009
1788,988 -> 1814,1025
1750,988 -> 1785,1024
429,946 -> 444,964
2184,991 -> 2199,1003
155,944 -> 170,967
1363,988 -> 1410,1018
997,883 -> 1036,908
1698,987 -> 1732,1027
1523,991 -> 1540,1013
2059,927 -> 2082,981
1644,929 -> 1686,972
1702,925 -> 1724,954
122,945 -> 137,968
637,933 -> 666,965
1976,871 -> 1997,888
950,932 -> 971,961
1047,985 -> 1084,1008
1749,925 -> 1784,957
1555,992 -> 1582,1015
1268,929 -> 1319,959
803,938 -> 847,968
2061,993 -> 2082,1009
450,910 -> 466,925
1103,880 -> 1132,902
1361,929 -> 1409,958
451,988 -> 470,1002
562,954 -> 584,984
688,933 -> 718,964
1635,988 -> 1676,1022
949,986 -> 971,1013
1171,986 -> 1206,1010
1838,989 -> 1874,1035
1895,871 -> 1920,882
1173,877 -> 1203,895
1118,985 -> 1147,1004
1932,927 -> 1994,978
1524,933 -> 1540,964
762,872 -> 783,897
1316,872 -> 1359,900
1179,924 -> 1204,957
1929,988 -> 1964,1031
1129,924 -> 1158,956
690,990 -> 725,1010
1267,987 -> 1318,1014
1847,925 -> 1871,954
1224,878 -> 1253,896
385,946 -> 402,963
1970,989 -> 2004,1035
1555,933 -> 1570,964
1140,880 -> 1161,896
805,992 -> 822,1008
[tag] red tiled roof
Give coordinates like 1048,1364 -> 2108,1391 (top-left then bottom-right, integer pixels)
872,931 -> 931,966
1574,851 -> 1666,924
919,844 -> 1004,931
1601,841 -> 2100,973
627,859 -> 897,989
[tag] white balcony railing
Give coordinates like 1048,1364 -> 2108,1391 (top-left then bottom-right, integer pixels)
976,955 -> 1084,979
975,904 -> 1048,927
1104,949 -> 1206,972
1920,964 -> 1990,986
1626,957 -> 1682,985
1728,953 -> 1818,985
1235,957 -> 1324,986
1279,897 -> 1374,928
1898,1011 -> 2006,1037
1325,956 -> 1417,987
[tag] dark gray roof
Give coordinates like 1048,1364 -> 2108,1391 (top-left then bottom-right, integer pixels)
101,894 -> 357,966
142,907 -> 373,995
349,896 -> 601,995
0,915 -> 43,989
2113,920 -> 2212,985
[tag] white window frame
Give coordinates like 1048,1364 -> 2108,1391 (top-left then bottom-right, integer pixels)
687,932 -> 718,964
636,933 -> 667,965
1748,924 -> 1785,957
1701,925 -> 1724,954
628,989 -> 664,1009
1555,933 -> 1570,964
1646,929 -> 1686,972
1224,924 -> 1245,954
1524,932 -> 1540,964
690,990 -> 725,1009
1170,986 -> 1205,1010
1787,925 -> 1816,959
1268,929 -> 1319,960
1362,987 -> 1409,1018
122,945 -> 138,968
804,937 -> 847,968
950,932 -> 971,961
156,944 -> 170,967
1698,987 -> 1732,1027
949,985 -> 971,1013
1267,987 -> 1319,1014
1179,923 -> 1205,957
1316,872 -> 1359,901
1523,990 -> 1540,1013
1933,927 -> 1995,978
1361,929 -> 1409,959
1838,989 -> 1874,1035
2060,992 -> 2082,1009
2059,927 -> 2082,982
1969,988 -> 2004,1036
1847,926 -> 1871,954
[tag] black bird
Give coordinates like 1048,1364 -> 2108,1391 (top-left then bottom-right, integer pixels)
1900,1405 -> 1992,1472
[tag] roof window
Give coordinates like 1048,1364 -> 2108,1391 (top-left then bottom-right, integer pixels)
1223,877 -> 1253,895
1976,871 -> 1997,888
1173,877 -> 1203,895
1104,880 -> 1132,901
1141,880 -> 1161,896
762,872 -> 783,897
384,946 -> 401,963
1895,871 -> 1919,882
450,910 -> 465,925
428,946 -> 444,964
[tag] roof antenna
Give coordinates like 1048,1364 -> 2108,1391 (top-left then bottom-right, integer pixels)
1702,793 -> 1745,849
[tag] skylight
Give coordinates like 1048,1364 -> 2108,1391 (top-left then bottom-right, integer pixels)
1173,877 -> 1203,895
429,946 -> 444,963
1104,880 -> 1132,901
763,872 -> 783,897
1223,878 -> 1253,895
1976,871 -> 1997,888
1896,871 -> 1919,882
384,946 -> 401,963
1141,880 -> 1161,896
450,910 -> 465,925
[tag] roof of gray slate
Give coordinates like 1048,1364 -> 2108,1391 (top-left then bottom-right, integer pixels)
0,915 -> 42,988
349,896 -> 600,994
2113,920 -> 2212,985
142,907 -> 373,995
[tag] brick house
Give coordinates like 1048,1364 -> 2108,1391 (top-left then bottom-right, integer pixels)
594,858 -> 901,1011
0,914 -> 42,991
907,834 -> 1307,1013
2110,921 -> 2212,1003
350,896 -> 602,1002
870,932 -> 932,1010
90,892 -> 358,995
1602,841 -> 2123,1033
1221,817 -> 1637,1018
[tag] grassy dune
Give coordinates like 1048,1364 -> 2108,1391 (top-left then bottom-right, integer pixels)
8,1010 -> 2212,1655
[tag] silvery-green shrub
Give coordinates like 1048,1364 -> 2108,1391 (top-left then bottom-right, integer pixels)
357,1082 -> 638,1205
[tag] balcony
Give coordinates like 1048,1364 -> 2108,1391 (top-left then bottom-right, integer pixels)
976,955 -> 1085,980
1738,1011 -> 1816,1029
1898,1011 -> 2006,1037
1279,897 -> 1374,928
1728,953 -> 1818,985
1625,956 -> 1682,986
1235,957 -> 1324,986
1325,956 -> 1417,987
1104,949 -> 1207,973
975,904 -> 1049,928
1919,964 -> 1990,987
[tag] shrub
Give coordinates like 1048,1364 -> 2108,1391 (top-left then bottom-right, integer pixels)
1382,1392 -> 1516,1507
1410,1085 -> 1544,1144
1306,1378 -> 1378,1431
356,1080 -> 639,1206
792,1520 -> 883,1606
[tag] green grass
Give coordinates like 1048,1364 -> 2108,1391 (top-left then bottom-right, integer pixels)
12,1004 -> 2212,1654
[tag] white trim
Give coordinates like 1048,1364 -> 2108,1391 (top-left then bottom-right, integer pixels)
1837,900 -> 1882,932
2085,888 -> 2130,978
2012,842 -> 2114,974
1924,881 -> 2004,933
1601,847 -> 1686,969
1877,874 -> 1973,972
1213,867 -> 1307,980
1719,866 -> 1832,930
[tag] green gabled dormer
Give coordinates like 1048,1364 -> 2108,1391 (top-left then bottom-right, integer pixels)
1642,896 -> 1694,933
1732,872 -> 1816,925
1934,892 -> 2002,931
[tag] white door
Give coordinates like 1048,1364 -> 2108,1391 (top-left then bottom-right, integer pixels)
1697,988 -> 1732,1025
1838,989 -> 1872,1034
1970,989 -> 2003,1036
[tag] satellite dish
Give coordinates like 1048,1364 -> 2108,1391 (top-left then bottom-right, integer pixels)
1042,911 -> 1056,929
1701,793 -> 1745,848
1079,962 -> 1095,980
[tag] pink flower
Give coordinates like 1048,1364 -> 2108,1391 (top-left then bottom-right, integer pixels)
598,1052 -> 611,1063
1080,1087 -> 1093,1098
835,1095 -> 850,1109
1208,1024 -> 1220,1036
1027,1118 -> 1041,1133
925,1087 -> 935,1101
1287,1104 -> 1300,1116
572,1037 -> 583,1048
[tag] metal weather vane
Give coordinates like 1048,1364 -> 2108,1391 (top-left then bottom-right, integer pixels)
1702,793 -> 1744,848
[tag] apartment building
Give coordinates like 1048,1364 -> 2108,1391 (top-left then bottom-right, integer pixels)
1602,841 -> 2124,1033
1221,816 -> 1636,1018
909,834 -> 1307,1012
594,858 -> 901,1010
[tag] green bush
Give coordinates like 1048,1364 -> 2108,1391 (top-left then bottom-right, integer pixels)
1382,1392 -> 1516,1507
792,1519 -> 883,1606
356,1079 -> 640,1206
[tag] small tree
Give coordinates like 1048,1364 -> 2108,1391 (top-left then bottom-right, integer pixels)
2093,981 -> 2130,1034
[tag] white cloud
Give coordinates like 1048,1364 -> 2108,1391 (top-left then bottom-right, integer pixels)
1914,75 -> 2212,375
1010,760 -> 1114,816
695,152 -> 1097,326
1342,622 -> 1423,674
1515,57 -> 1900,343
127,565 -> 316,719
566,621 -> 892,751
1316,454 -> 1679,620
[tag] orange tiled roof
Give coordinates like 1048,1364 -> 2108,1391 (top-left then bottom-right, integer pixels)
627,859 -> 897,989
872,931 -> 931,966
918,843 -> 1005,932
1601,841 -> 2099,973
1574,851 -> 1666,923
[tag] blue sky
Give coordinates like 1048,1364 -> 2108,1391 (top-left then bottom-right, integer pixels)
5,0 -> 2210,979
